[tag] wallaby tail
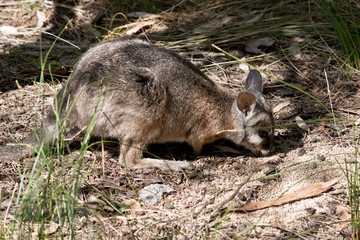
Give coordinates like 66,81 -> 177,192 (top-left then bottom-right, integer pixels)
0,129 -> 44,161
0,141 -> 35,161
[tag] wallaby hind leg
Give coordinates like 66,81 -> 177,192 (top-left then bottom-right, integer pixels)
119,143 -> 194,171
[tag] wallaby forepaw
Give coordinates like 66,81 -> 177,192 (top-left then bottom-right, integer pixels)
124,158 -> 194,172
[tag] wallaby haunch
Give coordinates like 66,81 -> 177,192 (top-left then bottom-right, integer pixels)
6,39 -> 275,171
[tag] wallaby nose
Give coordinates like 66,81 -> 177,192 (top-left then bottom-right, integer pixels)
260,146 -> 274,156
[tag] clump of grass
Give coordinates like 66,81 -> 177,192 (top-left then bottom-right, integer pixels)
2,30 -> 125,239
343,123 -> 360,239
316,0 -> 360,70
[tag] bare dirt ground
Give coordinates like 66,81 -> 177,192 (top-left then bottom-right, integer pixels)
1,0 -> 360,239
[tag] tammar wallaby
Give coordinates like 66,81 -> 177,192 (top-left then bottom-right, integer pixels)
5,39 -> 274,171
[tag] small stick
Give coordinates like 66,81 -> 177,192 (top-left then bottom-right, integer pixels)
4,183 -> 18,225
324,69 -> 335,125
101,136 -> 105,178
42,31 -> 81,50
256,224 -> 308,240
65,126 -> 87,142
210,176 -> 250,218
337,107 -> 360,116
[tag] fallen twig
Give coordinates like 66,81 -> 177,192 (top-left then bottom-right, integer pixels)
210,176 -> 251,219
234,177 -> 341,212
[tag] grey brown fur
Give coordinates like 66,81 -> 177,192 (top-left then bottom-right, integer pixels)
5,39 -> 274,171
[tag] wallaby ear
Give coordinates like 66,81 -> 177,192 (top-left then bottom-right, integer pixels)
133,67 -> 156,85
237,92 -> 256,116
245,70 -> 263,93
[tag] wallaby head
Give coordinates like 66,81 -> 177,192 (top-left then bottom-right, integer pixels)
233,70 -> 274,156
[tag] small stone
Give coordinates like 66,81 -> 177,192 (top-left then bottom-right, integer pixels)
12,107 -> 25,115
245,189 -> 255,198
340,226 -> 352,239
259,176 -> 277,183
317,155 -> 326,161
277,152 -> 286,158
233,161 -> 242,169
234,157 -> 247,164
304,146 -> 313,152
238,158 -> 247,164
164,202 -> 175,209
258,178 -> 268,183
237,193 -> 247,201
139,184 -> 175,206
297,148 -> 306,156
328,205 -> 337,215
307,135 -> 319,143
203,169 -> 211,175
310,162 -> 318,169
315,202 -> 323,208
305,208 -> 316,215
189,191 -> 197,197
264,164 -> 277,175
330,189 -> 344,195
187,172 -> 197,179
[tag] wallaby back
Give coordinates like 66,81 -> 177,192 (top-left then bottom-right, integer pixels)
4,39 -> 274,171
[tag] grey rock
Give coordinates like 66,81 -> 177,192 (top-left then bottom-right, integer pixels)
139,184 -> 175,206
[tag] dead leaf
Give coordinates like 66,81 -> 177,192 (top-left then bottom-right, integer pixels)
193,16 -> 233,34
245,37 -> 275,54
32,222 -> 58,238
334,221 -> 351,234
273,100 -> 291,114
295,116 -> 309,131
179,51 -> 225,58
86,195 -> 114,212
237,62 -> 249,73
121,199 -> 142,216
234,177 -> 340,211
36,11 -> 46,28
245,13 -> 264,24
356,89 -> 360,96
319,121 -> 326,131
333,203 -> 351,234
0,26 -> 17,35
288,45 -> 301,60
125,20 -> 156,36
292,84 -> 307,91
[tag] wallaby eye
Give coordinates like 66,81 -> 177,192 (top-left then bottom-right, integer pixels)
259,130 -> 268,138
